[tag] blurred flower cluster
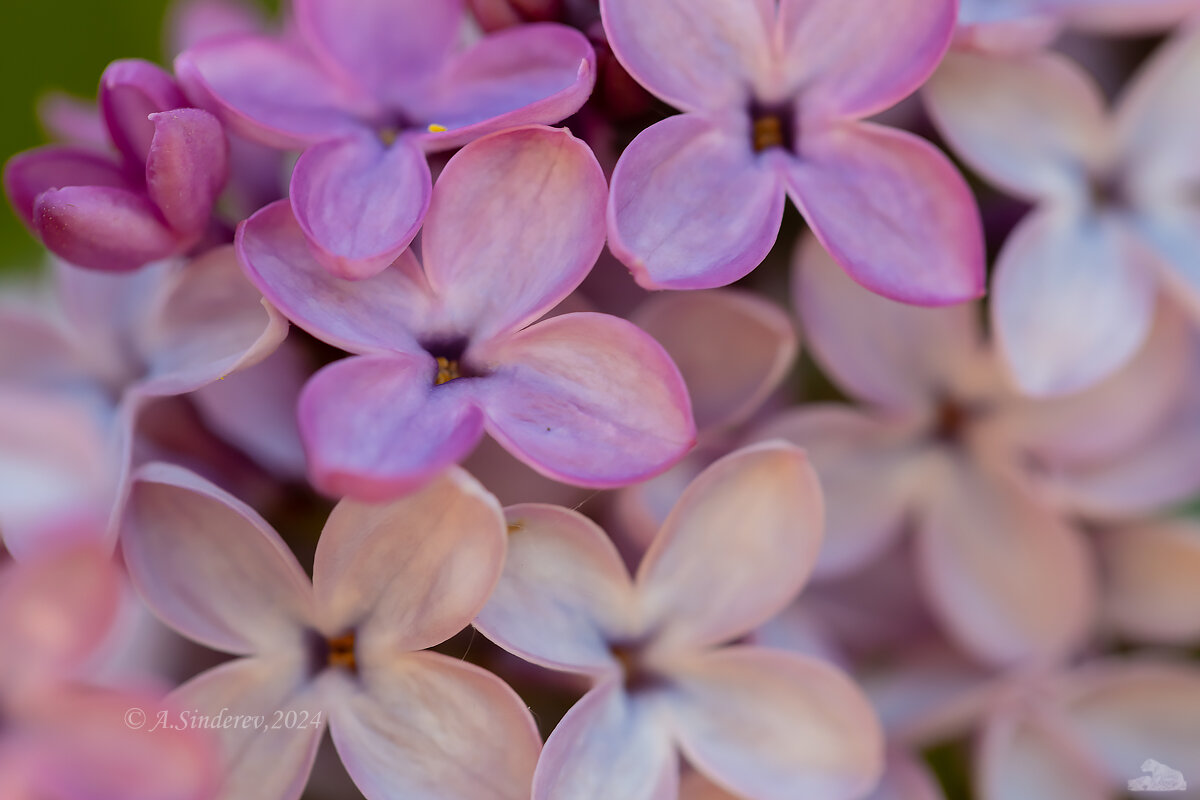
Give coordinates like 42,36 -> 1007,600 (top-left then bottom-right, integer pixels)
3,1 -> 1200,799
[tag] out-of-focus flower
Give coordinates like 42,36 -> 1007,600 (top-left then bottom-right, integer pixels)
4,61 -> 227,272
120,462 -> 539,800
601,0 -> 984,304
475,443 -> 884,800
239,126 -> 694,501
178,0 -> 595,279
954,0 -> 1200,53
925,31 -> 1200,395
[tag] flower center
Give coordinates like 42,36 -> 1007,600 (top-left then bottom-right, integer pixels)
749,102 -> 795,154
609,642 -> 662,692
434,356 -> 461,386
326,632 -> 358,672
934,400 -> 968,443
422,336 -> 483,386
1088,171 -> 1126,210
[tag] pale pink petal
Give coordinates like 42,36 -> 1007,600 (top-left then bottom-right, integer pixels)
3,146 -> 133,226
121,462 -> 314,655
1068,0 -> 1200,35
599,0 -> 772,111
952,15 -> 1060,56
636,443 -> 822,650
678,771 -> 739,800
461,434 -> 592,508
665,647 -> 883,800
534,681 -> 678,800
779,0 -> 955,118
237,200 -> 432,354
867,750 -> 947,800
166,0 -> 266,56
791,233 -> 981,410
992,209 -> 1158,396
330,650 -> 540,800
916,465 -> 1096,666
607,114 -> 785,290
923,51 -> 1106,200
33,186 -> 180,272
298,355 -> 485,500
0,309 -> 80,384
422,126 -> 606,340
475,504 -> 635,675
786,122 -> 985,305
37,92 -> 108,148
978,706 -> 1110,800
1098,520 -> 1200,644
99,59 -> 188,167
144,108 -> 228,236
478,312 -> 695,488
1131,207 -> 1200,316
289,134 -> 431,280
632,290 -> 797,432
312,466 -> 504,651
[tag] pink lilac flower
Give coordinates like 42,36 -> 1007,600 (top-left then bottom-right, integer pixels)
120,462 -> 540,800
1096,518 -> 1200,645
475,443 -> 884,800
924,29 -> 1200,395
600,0 -> 984,304
758,235 -> 1198,667
679,751 -> 946,800
0,248 -> 286,557
0,544 -> 218,800
4,60 -> 227,272
239,126 -> 695,501
178,0 -> 595,279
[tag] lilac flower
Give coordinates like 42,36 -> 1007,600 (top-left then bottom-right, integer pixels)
680,750 -> 945,800
924,31 -> 1200,394
178,0 -> 596,279
600,0 -> 984,304
1097,519 -> 1200,645
4,60 -> 227,272
475,443 -> 884,800
239,126 -> 695,501
120,462 -> 540,800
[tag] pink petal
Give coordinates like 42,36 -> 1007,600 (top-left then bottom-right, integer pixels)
665,647 -> 883,800
99,59 -> 188,168
3,146 -> 133,226
417,25 -> 596,150
867,750 -> 946,800
121,462 -> 314,655
422,126 -> 607,339
916,465 -> 1096,666
475,504 -> 636,675
636,443 -> 822,650
607,114 -> 785,290
298,355 -> 485,500
175,36 -> 375,149
786,122 -> 985,305
33,186 -> 180,272
923,51 -> 1106,200
144,108 -> 228,236
632,289 -> 797,432
0,309 -> 80,383
978,705 -> 1110,800
1134,210 -> 1200,315
1098,521 -> 1200,645
534,680 -> 678,800
312,466 -> 505,651
330,650 -> 540,800
166,0 -> 266,56
237,200 -> 433,354
779,0 -> 955,119
992,209 -> 1158,396
477,312 -> 695,488
791,233 -> 982,410
37,91 -> 109,148
290,133 -> 431,280
599,0 -> 773,112
1066,0 -> 1200,34
295,0 -> 463,102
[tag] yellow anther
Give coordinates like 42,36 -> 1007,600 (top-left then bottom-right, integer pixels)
752,115 -> 785,152
427,123 -> 448,133
378,127 -> 399,146
507,521 -> 524,534
435,356 -> 461,386
327,632 -> 357,672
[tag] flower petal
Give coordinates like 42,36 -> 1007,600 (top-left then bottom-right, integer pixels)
779,0 -> 955,118
665,647 -> 883,800
121,462 -> 314,655
144,108 -> 228,236
607,114 -> 785,290
786,122 -> 985,305
99,59 -> 188,168
1098,520 -> 1200,645
166,0 -> 265,56
290,133 -> 431,280
991,209 -> 1158,396
867,750 -> 946,800
477,312 -> 695,488
599,0 -> 773,111
475,504 -> 635,675
33,186 -> 180,272
632,289 -> 797,432
298,355 -> 485,501
636,443 -> 822,650
3,146 -> 132,226
330,650 -> 540,800
236,199 -> 432,354
978,704 -> 1109,800
534,680 -> 678,800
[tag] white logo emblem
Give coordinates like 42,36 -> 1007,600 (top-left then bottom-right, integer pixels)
1128,759 -> 1187,792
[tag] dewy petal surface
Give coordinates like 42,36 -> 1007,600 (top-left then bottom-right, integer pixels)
422,126 -> 606,340
121,463 -> 314,655
608,114 -> 785,290
34,186 -> 180,272
785,122 -> 985,306
478,312 -> 695,488
144,108 -> 228,236
475,504 -> 635,674
665,647 -> 883,800
637,443 -> 823,650
312,467 -> 505,653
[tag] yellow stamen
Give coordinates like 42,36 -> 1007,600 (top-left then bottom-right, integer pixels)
427,123 -> 448,133
378,127 -> 399,146
752,115 -> 784,152
435,356 -> 461,386
327,632 -> 357,671
507,521 -> 524,534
